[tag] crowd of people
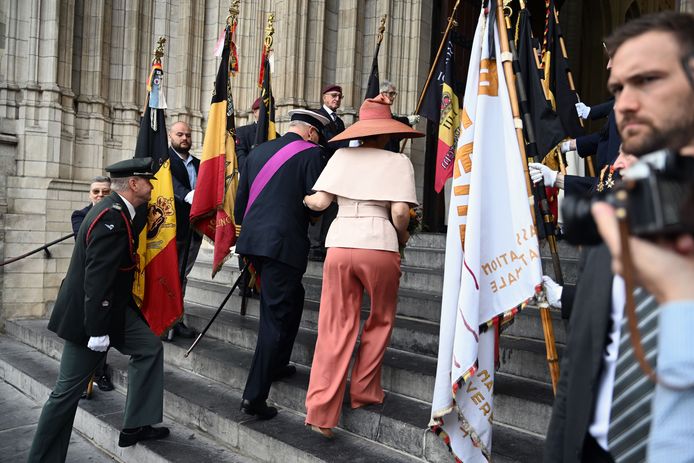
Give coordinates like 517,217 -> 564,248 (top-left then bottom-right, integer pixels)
25,9 -> 694,463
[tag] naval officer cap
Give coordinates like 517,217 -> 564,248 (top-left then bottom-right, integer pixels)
105,157 -> 157,180
287,109 -> 330,131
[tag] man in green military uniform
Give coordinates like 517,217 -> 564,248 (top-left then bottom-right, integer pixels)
28,157 -> 169,462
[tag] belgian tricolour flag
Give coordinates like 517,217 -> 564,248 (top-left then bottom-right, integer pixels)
189,22 -> 240,278
133,53 -> 183,336
419,38 -> 461,193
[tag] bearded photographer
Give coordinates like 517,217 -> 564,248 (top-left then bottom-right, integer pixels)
543,12 -> 694,463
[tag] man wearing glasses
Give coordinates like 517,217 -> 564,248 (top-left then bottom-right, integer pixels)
379,80 -> 420,153
317,84 -> 350,153
71,175 -> 116,394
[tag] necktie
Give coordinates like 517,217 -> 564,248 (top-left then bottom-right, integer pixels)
607,287 -> 659,462
331,112 -> 337,122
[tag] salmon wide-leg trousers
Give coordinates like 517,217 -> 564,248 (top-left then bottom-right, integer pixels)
305,247 -> 401,429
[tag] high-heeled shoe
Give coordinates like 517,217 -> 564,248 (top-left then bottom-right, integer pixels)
306,424 -> 334,439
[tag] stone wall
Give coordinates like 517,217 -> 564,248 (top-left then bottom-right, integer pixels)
0,0 -> 432,323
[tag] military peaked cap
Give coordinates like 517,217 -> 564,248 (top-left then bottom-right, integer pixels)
106,157 -> 157,179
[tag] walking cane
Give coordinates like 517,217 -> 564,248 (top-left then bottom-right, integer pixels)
184,263 -> 249,357
496,1 -> 561,393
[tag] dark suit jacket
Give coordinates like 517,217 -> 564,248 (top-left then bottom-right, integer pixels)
544,245 -> 614,463
236,122 -> 257,175
568,100 -> 621,196
71,204 -> 92,236
169,147 -> 200,239
234,132 -> 323,271
316,106 -> 350,154
49,193 -> 140,347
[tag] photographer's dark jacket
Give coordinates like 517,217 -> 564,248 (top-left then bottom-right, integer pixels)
49,193 -> 141,347
544,245 -> 616,462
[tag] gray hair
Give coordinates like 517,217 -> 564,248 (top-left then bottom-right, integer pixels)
288,120 -> 312,130
379,80 -> 395,93
91,175 -> 111,184
110,177 -> 130,192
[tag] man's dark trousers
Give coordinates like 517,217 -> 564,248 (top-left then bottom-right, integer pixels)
242,256 -> 305,403
28,307 -> 164,463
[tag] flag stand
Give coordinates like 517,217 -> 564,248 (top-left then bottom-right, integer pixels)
495,1 -> 560,394
400,0 -> 461,153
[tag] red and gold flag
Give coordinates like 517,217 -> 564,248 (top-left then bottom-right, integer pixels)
189,20 -> 239,278
133,44 -> 183,335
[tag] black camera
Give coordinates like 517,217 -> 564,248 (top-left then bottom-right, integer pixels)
562,149 -> 694,246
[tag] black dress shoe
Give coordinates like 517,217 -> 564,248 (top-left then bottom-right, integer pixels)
173,321 -> 197,339
118,425 -> 170,448
95,374 -> 114,391
272,364 -> 296,381
240,399 -> 278,420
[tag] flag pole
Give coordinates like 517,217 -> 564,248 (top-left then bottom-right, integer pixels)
546,2 -> 596,177
496,0 -> 560,394
400,0 -> 461,153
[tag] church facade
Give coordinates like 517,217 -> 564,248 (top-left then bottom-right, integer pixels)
0,0 -> 691,322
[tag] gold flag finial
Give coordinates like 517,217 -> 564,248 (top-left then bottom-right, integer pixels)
264,13 -> 275,51
376,14 -> 387,44
153,37 -> 166,64
227,0 -> 240,26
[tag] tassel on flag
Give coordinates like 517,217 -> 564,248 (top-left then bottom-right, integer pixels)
189,14 -> 240,278
132,38 -> 184,336
429,5 -> 542,461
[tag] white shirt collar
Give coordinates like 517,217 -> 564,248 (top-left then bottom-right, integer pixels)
322,104 -> 335,116
116,193 -> 136,220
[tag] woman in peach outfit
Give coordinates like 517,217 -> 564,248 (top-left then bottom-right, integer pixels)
302,95 -> 423,438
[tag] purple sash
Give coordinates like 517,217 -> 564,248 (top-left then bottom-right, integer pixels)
244,139 -> 315,217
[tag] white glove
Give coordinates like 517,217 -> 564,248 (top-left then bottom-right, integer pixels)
528,162 -> 558,187
542,276 -> 563,309
560,140 -> 574,153
407,114 -> 421,126
575,102 -> 591,119
87,335 -> 110,352
184,190 -> 195,205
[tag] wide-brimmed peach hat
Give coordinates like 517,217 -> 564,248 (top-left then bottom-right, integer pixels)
329,94 -> 424,143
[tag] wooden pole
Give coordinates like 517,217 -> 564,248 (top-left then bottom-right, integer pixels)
399,0 -> 461,153
496,1 -> 560,394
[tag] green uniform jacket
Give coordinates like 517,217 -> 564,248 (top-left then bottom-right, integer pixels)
49,193 -> 142,347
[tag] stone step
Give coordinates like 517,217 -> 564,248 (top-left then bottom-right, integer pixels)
2,323 -> 425,463
186,302 -> 441,359
400,246 -> 446,270
0,379 -> 118,463
0,335 -> 257,463
185,273 -> 567,355
181,306 -> 552,436
499,336 -> 565,385
4,319 -> 543,462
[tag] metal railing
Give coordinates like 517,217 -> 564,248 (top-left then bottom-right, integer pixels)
0,233 -> 74,267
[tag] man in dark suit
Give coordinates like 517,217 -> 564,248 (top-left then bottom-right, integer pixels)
167,120 -> 200,339
235,98 -> 261,175
544,12 -> 694,462
234,109 -> 329,419
71,175 -> 115,393
310,84 -> 349,260
29,158 -> 168,461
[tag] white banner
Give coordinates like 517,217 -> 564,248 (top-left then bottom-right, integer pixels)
430,9 -> 542,462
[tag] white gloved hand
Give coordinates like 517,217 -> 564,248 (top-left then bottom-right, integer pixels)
575,102 -> 591,119
542,275 -> 563,309
528,162 -> 558,187
407,114 -> 421,126
87,335 -> 110,352
559,140 -> 576,153
184,190 -> 195,205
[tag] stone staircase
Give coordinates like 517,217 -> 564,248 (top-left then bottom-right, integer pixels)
0,233 -> 579,462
